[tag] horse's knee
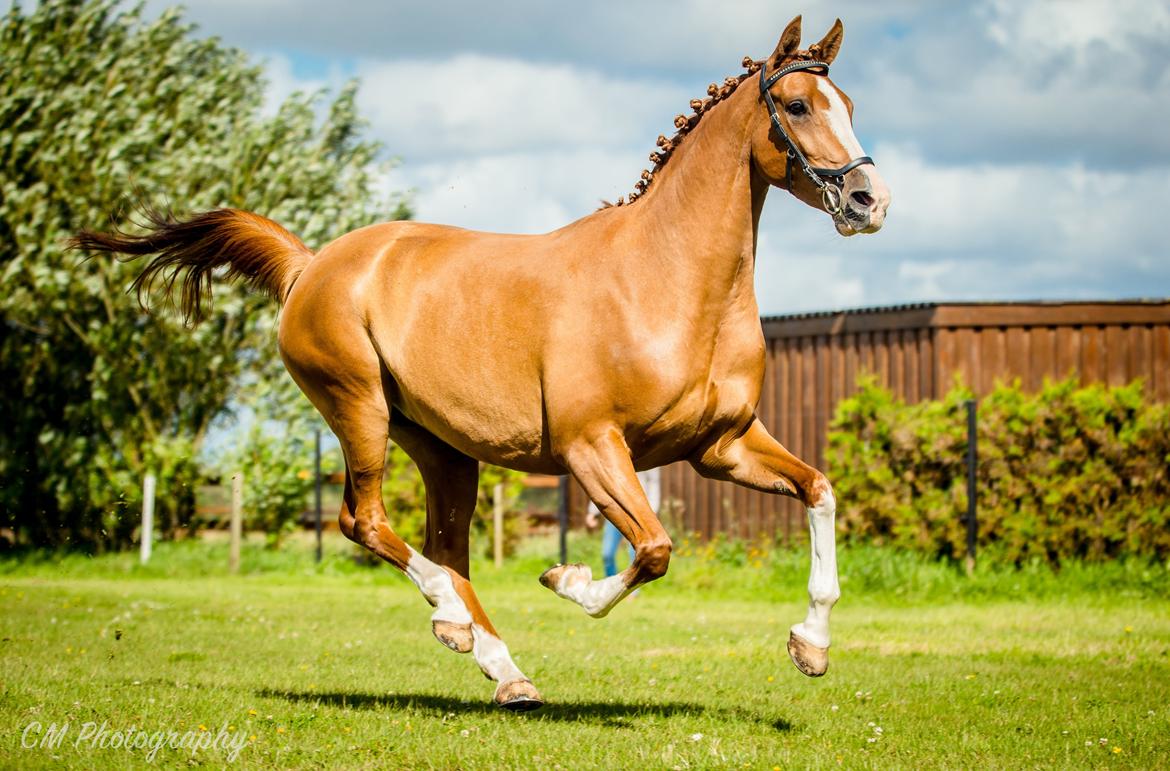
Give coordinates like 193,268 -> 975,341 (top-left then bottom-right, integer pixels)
635,537 -> 673,581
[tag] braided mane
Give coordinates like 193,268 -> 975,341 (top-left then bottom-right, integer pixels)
601,49 -> 830,209
600,55 -> 765,209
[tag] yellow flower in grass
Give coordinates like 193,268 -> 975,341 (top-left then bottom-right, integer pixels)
1113,747 -> 1123,754
276,726 -> 286,734
248,709 -> 258,716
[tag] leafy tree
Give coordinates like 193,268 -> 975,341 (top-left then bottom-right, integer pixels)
0,0 -> 408,549
218,378 -> 340,548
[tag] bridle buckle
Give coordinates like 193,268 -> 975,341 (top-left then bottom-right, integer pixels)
821,185 -> 843,216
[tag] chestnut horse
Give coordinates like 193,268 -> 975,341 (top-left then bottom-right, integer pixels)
74,16 -> 890,710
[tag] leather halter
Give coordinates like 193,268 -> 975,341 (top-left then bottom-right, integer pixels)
759,59 -> 874,215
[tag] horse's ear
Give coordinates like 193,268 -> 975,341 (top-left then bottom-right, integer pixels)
769,15 -> 803,67
809,18 -> 844,65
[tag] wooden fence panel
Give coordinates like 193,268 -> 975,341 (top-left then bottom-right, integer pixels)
585,303 -> 1170,543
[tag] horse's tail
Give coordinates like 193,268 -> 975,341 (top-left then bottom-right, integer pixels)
70,206 -> 313,324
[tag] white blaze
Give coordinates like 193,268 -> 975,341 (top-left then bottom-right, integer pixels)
816,79 -> 866,158
815,78 -> 891,222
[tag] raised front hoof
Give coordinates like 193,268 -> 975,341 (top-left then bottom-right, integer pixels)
539,562 -> 589,592
787,631 -> 829,677
431,620 -> 474,653
494,678 -> 544,712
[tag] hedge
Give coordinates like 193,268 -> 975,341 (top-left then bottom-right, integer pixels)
825,376 -> 1170,565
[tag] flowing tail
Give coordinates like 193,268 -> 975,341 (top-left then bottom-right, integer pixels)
70,206 -> 313,324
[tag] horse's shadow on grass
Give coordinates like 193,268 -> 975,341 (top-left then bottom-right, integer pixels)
257,688 -> 792,731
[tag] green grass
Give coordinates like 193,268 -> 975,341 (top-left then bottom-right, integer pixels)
1,535 -> 1168,769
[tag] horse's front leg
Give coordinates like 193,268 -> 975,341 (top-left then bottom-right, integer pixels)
691,416 -> 839,677
540,426 -> 673,617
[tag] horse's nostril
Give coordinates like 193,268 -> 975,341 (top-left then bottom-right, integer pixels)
851,191 -> 874,208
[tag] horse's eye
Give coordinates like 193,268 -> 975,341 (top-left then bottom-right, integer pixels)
786,101 -> 807,116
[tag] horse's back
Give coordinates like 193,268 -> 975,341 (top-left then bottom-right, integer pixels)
281,219 -> 563,469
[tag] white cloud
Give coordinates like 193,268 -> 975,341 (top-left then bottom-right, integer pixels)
984,0 -> 1170,62
193,0 -> 1170,316
752,143 -> 1169,313
355,54 -> 687,161
258,52 -> 331,116
385,148 -> 644,233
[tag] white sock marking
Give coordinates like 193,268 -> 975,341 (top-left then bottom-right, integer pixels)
553,564 -> 630,618
404,547 -> 472,626
472,624 -> 526,684
791,488 -> 840,650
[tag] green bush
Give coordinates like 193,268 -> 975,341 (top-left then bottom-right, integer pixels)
826,376 -> 1170,565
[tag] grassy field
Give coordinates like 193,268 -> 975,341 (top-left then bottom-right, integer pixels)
1,534 -> 1168,769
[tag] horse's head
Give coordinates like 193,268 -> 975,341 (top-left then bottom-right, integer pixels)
750,16 -> 890,236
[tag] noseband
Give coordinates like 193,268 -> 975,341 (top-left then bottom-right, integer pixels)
759,59 -> 874,215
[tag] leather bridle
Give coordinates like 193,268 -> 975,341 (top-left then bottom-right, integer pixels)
759,59 -> 874,216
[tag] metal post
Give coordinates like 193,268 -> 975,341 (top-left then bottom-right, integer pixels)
229,471 -> 243,574
965,399 -> 978,574
140,473 -> 155,565
315,428 -> 323,564
557,476 -> 569,565
493,482 -> 504,568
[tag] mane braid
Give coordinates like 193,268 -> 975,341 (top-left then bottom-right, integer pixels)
599,55 -> 766,210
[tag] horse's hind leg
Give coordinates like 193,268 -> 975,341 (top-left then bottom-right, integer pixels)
285,353 -> 540,706
391,420 -> 542,710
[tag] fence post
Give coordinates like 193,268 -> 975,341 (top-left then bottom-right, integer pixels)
229,471 -> 244,574
140,473 -> 155,565
557,476 -> 569,565
315,428 -> 323,564
965,399 -> 978,574
493,483 -> 505,568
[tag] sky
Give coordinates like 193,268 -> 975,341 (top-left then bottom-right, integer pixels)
147,0 -> 1170,316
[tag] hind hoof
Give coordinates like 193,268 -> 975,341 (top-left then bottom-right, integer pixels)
494,678 -> 544,712
787,630 -> 829,677
432,620 -> 473,653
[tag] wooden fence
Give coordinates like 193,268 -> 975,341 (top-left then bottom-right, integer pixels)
569,300 -> 1170,540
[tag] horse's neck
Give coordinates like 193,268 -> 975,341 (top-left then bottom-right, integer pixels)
627,85 -> 767,323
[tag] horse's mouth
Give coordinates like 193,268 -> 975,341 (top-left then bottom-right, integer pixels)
834,205 -> 881,236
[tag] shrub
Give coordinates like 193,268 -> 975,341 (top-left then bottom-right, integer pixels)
826,376 -> 1170,565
